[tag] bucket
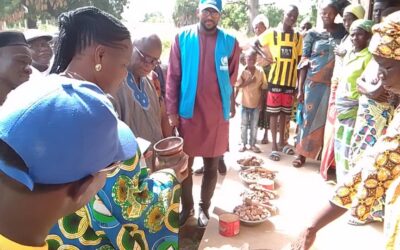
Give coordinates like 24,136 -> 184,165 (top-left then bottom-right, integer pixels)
219,213 -> 240,237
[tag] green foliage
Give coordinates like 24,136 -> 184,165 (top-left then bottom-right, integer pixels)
1,0 -> 129,28
0,0 -> 24,23
92,0 -> 128,19
172,0 -> 198,27
0,0 -> 20,16
297,4 -> 317,29
259,4 -> 283,28
142,11 -> 165,23
162,39 -> 171,54
220,0 -> 248,31
161,39 -> 171,61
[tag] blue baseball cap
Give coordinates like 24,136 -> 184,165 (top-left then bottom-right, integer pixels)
0,75 -> 137,190
199,0 -> 222,13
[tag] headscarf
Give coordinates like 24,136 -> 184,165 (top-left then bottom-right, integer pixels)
343,4 -> 365,19
252,14 -> 269,30
369,11 -> 400,60
350,19 -> 374,33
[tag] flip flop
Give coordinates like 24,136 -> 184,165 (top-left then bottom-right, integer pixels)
250,146 -> 261,153
347,217 -> 374,226
282,145 -> 295,155
269,151 -> 281,161
292,156 -> 305,168
325,180 -> 337,185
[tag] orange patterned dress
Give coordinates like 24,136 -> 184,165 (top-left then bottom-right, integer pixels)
331,106 -> 400,222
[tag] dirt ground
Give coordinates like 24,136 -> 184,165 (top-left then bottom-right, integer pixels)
179,115 -> 383,250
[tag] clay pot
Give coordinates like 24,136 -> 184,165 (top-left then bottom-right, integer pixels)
153,136 -> 184,171
153,136 -> 183,156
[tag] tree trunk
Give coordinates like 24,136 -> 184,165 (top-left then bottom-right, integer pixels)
247,0 -> 259,35
27,16 -> 37,28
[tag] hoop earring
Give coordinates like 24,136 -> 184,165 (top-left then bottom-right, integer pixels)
95,64 -> 102,72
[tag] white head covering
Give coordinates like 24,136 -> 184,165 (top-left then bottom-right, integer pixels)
252,14 -> 269,29
23,29 -> 52,43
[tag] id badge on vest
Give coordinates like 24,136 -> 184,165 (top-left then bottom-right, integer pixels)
220,56 -> 229,71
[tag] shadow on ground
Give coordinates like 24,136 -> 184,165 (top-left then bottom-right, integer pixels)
179,217 -> 205,250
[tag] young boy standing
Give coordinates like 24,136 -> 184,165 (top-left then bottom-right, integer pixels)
256,4 -> 302,161
236,49 -> 267,153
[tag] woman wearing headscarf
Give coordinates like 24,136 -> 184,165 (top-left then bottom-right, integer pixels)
293,0 -> 347,168
292,12 -> 400,250
334,19 -> 373,182
345,7 -> 400,227
348,0 -> 400,173
320,4 -> 365,179
45,7 -> 188,249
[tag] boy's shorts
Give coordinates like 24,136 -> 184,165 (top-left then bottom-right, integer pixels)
266,92 -> 294,115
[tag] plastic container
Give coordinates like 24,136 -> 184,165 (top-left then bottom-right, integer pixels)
219,213 -> 240,237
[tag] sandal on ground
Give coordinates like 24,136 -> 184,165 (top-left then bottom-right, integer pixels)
292,156 -> 305,168
261,139 -> 269,144
193,166 -> 204,175
347,217 -> 374,226
250,146 -> 261,153
269,151 -> 281,161
282,145 -> 295,155
239,145 -> 246,152
325,180 -> 337,185
198,207 -> 210,228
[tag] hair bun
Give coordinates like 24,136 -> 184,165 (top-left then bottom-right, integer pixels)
337,0 -> 351,16
58,11 -> 75,31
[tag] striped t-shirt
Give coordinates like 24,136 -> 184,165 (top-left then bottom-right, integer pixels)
259,29 -> 303,91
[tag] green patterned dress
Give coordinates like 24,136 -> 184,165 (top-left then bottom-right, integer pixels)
46,149 -> 181,250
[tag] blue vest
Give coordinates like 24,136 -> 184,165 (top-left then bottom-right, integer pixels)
178,25 -> 235,120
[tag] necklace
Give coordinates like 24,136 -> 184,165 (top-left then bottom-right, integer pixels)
64,71 -> 88,81
126,72 -> 150,110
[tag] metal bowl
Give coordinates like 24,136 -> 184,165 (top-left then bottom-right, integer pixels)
233,203 -> 271,226
238,169 -> 258,184
239,216 -> 270,226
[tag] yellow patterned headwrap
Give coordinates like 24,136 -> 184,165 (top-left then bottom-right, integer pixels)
343,4 -> 365,19
369,11 -> 400,60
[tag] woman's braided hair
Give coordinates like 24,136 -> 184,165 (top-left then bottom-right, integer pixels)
50,6 -> 130,74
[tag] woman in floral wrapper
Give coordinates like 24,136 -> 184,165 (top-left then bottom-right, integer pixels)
293,11 -> 400,250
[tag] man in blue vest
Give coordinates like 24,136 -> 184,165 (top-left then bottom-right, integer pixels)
166,0 -> 241,227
